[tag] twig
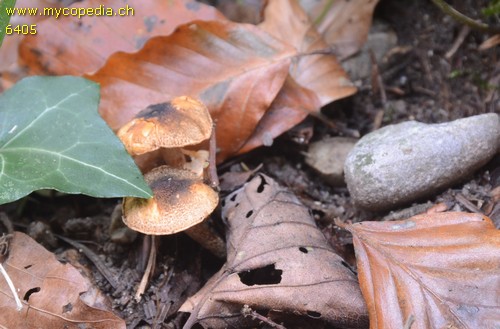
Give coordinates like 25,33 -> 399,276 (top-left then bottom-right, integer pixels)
207,123 -> 220,191
0,234 -> 22,311
430,0 -> 500,34
56,234 -> 119,289
135,235 -> 157,301
241,305 -> 287,329
0,264 -> 22,311
445,25 -> 470,59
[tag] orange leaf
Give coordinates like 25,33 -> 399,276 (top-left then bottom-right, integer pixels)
238,76 -> 320,153
237,0 -> 355,153
89,20 -> 295,161
347,212 -> 500,329
19,0 -> 224,75
260,0 -> 356,106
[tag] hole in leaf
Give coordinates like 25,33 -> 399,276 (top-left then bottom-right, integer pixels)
256,175 -> 268,193
221,199 -> 226,207
230,194 -> 237,202
24,264 -> 33,269
23,287 -> 41,301
238,264 -> 282,286
306,310 -> 321,318
235,203 -> 240,208
299,247 -> 308,253
62,302 -> 73,313
246,210 -> 254,218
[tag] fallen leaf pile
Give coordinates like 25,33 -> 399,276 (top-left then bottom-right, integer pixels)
1,0 -> 381,162
0,232 -> 124,329
180,174 -> 369,328
347,212 -> 500,329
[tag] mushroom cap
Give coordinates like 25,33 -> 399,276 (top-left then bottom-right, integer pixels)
122,166 -> 219,235
118,96 -> 213,156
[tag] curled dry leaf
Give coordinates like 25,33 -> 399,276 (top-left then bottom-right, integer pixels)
180,174 -> 368,329
347,212 -> 500,329
299,0 -> 381,60
260,0 -> 356,106
19,0 -> 224,75
239,0 -> 355,152
90,20 -> 294,162
0,232 -> 125,329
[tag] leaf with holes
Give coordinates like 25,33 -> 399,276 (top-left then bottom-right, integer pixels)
0,232 -> 125,328
347,212 -> 500,329
0,76 -> 152,204
180,174 -> 368,329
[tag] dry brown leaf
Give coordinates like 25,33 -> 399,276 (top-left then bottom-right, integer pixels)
90,20 -> 295,162
215,0 -> 265,24
347,212 -> 500,329
299,0 -> 380,60
479,34 -> 500,51
0,232 -> 124,328
19,0 -> 224,75
260,0 -> 356,106
180,174 -> 368,328
238,76 -> 320,153
239,0 -> 355,153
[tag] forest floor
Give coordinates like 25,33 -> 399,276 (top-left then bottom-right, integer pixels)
1,0 -> 498,328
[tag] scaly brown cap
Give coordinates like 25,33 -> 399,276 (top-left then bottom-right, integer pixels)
118,96 -> 213,156
122,166 -> 219,235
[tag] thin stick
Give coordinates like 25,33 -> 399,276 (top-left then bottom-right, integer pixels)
0,263 -> 22,311
207,123 -> 220,190
135,235 -> 157,301
241,305 -> 287,329
430,0 -> 500,34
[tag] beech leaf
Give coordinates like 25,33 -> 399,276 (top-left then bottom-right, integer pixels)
347,212 -> 500,329
180,174 -> 368,329
0,232 -> 125,328
0,76 -> 152,204
90,20 -> 295,161
299,0 -> 380,60
239,0 -> 355,152
19,0 -> 224,75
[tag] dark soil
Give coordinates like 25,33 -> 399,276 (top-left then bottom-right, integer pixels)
1,0 -> 498,328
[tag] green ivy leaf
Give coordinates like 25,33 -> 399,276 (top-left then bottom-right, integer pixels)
0,0 -> 16,48
0,76 -> 152,204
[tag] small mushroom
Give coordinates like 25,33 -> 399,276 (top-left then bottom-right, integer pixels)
122,165 -> 218,235
117,96 -> 213,156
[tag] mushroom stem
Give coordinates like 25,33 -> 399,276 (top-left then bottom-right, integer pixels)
185,220 -> 226,259
161,147 -> 186,168
206,124 -> 220,190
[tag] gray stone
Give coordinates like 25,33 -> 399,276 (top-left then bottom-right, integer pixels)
344,114 -> 500,211
342,20 -> 398,81
305,137 -> 358,187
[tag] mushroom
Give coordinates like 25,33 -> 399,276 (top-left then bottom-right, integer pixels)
117,96 -> 213,172
122,165 -> 218,235
117,97 -> 224,300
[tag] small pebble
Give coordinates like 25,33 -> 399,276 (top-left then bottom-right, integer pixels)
305,137 -> 358,187
344,114 -> 500,211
